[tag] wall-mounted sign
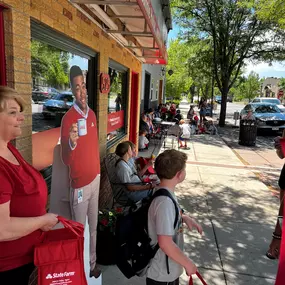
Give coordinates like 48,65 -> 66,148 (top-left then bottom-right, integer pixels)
100,73 -> 110,94
107,110 -> 124,133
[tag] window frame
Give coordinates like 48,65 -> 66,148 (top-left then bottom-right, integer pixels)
31,20 -> 98,113
107,59 -> 129,149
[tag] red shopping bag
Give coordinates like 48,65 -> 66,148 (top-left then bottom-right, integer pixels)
189,272 -> 208,285
34,216 -> 87,285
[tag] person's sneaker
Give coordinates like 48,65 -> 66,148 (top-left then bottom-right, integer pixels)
90,266 -> 101,279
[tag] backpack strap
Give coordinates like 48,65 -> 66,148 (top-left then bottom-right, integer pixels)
151,188 -> 179,229
150,188 -> 181,275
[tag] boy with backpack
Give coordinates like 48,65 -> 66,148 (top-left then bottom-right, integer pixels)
147,149 -> 203,285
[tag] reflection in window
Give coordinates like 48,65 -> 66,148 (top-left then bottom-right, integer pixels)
107,66 -> 127,142
31,39 -> 88,133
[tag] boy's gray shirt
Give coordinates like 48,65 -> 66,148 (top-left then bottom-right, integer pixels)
147,188 -> 184,282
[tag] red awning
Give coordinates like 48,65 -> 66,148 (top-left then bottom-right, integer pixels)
70,0 -> 169,64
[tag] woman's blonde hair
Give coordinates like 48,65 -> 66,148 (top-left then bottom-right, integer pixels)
0,86 -> 25,112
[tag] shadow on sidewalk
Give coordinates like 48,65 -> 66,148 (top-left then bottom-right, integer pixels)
176,179 -> 278,283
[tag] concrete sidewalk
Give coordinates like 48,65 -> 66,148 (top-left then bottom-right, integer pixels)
100,133 -> 279,285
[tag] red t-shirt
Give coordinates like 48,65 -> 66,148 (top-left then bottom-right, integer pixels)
60,106 -> 100,189
0,143 -> 47,272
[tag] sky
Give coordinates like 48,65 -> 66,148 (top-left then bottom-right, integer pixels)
167,24 -> 285,79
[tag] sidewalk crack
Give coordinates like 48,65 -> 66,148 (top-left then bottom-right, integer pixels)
197,165 -> 228,285
209,218 -> 228,285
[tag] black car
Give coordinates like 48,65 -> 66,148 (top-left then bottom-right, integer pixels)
42,92 -> 74,118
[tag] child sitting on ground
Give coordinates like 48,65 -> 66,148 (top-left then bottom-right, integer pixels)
146,149 -> 203,285
205,120 -> 217,135
139,130 -> 149,151
179,119 -> 191,150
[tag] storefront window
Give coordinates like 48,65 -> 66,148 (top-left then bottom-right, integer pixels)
107,63 -> 128,143
31,39 -> 89,133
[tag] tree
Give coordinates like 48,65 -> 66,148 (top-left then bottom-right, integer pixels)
234,71 -> 261,102
255,0 -> 285,29
31,40 -> 70,89
279,78 -> 285,91
166,40 -> 193,100
171,0 -> 285,126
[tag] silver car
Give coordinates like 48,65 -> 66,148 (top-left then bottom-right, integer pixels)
252,97 -> 285,112
240,103 -> 285,131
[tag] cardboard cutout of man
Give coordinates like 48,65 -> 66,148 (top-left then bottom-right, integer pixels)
60,66 -> 101,279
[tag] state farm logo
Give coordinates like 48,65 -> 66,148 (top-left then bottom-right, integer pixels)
45,272 -> 75,279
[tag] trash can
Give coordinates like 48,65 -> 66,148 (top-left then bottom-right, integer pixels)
238,119 -> 257,146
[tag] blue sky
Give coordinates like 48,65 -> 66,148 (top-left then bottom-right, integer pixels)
69,55 -> 89,71
167,24 -> 285,79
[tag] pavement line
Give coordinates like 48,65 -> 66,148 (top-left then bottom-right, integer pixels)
186,160 -> 281,172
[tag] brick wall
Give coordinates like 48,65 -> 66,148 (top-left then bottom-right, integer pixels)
0,0 -> 142,163
1,0 -> 33,163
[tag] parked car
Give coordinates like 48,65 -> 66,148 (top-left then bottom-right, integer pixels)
227,96 -> 233,103
32,87 -> 60,103
48,87 -> 60,98
251,97 -> 285,112
32,87 -> 50,103
215,95 -> 222,104
42,91 -> 74,118
240,103 -> 285,131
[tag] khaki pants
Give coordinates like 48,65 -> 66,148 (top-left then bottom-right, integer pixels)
70,175 -> 100,271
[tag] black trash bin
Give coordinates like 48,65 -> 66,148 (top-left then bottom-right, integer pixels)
239,119 -> 257,146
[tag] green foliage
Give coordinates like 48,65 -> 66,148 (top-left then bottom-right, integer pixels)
166,99 -> 180,107
254,0 -> 285,29
166,40 -> 193,100
171,0 -> 285,126
279,78 -> 285,90
166,38 -> 214,104
31,40 -> 70,88
233,72 -> 261,102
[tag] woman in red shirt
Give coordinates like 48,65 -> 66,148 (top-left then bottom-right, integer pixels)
0,86 -> 58,285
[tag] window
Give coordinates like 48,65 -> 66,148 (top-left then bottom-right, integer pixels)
30,21 -> 98,172
107,61 -> 128,144
156,80 -> 159,99
150,81 -> 154,100
31,21 -> 97,134
31,38 -> 89,133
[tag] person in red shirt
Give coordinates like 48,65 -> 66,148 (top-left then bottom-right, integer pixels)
0,86 -> 58,285
60,66 -> 101,278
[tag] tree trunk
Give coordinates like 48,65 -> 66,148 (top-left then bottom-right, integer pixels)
219,83 -> 229,127
211,76 -> 214,117
197,88 -> 200,103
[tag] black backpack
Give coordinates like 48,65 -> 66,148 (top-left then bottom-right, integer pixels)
115,188 -> 179,278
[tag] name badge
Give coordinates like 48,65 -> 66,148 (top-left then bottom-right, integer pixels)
78,189 -> 83,203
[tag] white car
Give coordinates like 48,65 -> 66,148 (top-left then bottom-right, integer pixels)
252,97 -> 285,112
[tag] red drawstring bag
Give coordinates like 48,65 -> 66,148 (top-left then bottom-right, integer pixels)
34,216 -> 87,285
189,272 -> 208,285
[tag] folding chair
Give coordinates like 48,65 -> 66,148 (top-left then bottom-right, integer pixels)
163,124 -> 182,149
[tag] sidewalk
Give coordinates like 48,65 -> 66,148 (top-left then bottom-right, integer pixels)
217,125 -> 283,194
101,133 -> 279,285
